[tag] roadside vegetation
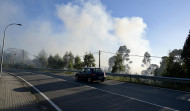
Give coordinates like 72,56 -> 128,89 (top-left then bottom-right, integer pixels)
106,75 -> 190,92
3,31 -> 190,79
155,31 -> 190,78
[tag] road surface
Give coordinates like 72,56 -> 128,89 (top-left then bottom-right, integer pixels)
5,68 -> 190,111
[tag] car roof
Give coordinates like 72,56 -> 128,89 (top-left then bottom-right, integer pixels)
83,67 -> 101,69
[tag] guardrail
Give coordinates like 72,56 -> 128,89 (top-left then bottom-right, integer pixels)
106,73 -> 190,84
105,72 -> 190,91
44,68 -> 79,73
27,68 -> 190,84
24,67 -> 79,73
17,67 -> 190,91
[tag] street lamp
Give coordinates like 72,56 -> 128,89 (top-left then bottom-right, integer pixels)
0,23 -> 22,77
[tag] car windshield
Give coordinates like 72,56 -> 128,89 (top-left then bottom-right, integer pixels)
81,69 -> 85,72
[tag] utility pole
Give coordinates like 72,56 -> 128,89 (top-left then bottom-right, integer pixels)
22,50 -> 24,65
99,50 -> 101,68
13,53 -> 16,65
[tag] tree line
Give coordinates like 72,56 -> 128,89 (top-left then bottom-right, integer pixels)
0,48 -> 96,71
34,50 -> 96,70
2,31 -> 189,78
108,30 -> 190,78
108,45 -> 132,74
35,28 -> 189,78
154,31 -> 190,78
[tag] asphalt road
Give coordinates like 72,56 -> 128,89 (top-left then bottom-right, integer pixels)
5,68 -> 190,111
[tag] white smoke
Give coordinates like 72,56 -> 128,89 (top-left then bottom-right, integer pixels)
0,0 -> 152,73
114,17 -> 150,73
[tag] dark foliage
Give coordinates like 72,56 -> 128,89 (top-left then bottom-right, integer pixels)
181,30 -> 190,77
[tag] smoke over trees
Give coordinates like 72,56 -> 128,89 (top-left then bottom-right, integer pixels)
162,49 -> 184,77
109,45 -> 132,73
153,30 -> 190,78
142,52 -> 151,68
118,45 -> 132,73
33,49 -> 48,68
141,64 -> 158,76
154,48 -> 188,78
3,30 -> 190,79
154,56 -> 168,76
111,53 -> 125,73
108,56 -> 115,72
63,51 -> 74,69
47,51 -> 95,70
150,49 -> 185,77
32,51 -> 96,70
141,52 -> 158,76
2,48 -> 32,66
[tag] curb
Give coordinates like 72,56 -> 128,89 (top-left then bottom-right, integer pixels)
8,72 -> 62,111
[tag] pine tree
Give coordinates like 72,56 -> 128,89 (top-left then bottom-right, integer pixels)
181,30 -> 190,77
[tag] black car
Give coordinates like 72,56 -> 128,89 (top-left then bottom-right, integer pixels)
75,67 -> 106,82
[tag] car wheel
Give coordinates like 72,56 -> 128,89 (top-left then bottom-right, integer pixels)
88,77 -> 92,83
75,76 -> 79,81
101,78 -> 105,82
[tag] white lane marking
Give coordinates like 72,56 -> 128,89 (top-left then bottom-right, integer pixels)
8,73 -> 62,111
57,79 -> 178,111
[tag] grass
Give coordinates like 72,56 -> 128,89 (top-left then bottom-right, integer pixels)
106,75 -> 190,92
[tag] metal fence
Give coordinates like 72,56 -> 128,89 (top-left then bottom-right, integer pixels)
28,68 -> 190,84
24,67 -> 190,91
106,73 -> 190,84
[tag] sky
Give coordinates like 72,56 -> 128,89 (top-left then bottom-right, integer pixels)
0,0 -> 189,73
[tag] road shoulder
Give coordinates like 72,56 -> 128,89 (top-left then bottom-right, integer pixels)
0,73 -> 40,111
